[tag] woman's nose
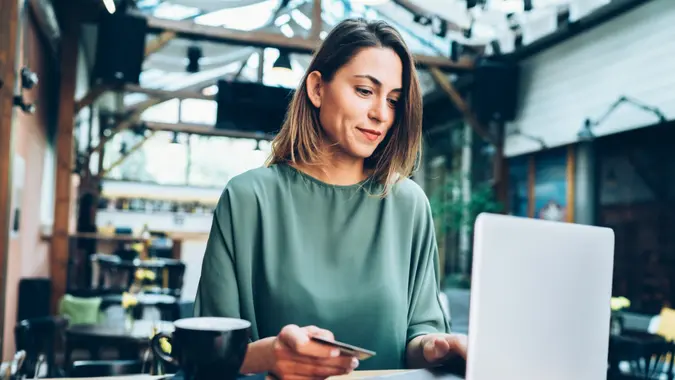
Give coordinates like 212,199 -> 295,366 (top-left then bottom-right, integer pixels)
369,98 -> 392,124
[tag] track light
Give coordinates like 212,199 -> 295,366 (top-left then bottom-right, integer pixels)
13,95 -> 35,114
20,67 -> 38,89
186,46 -> 202,73
431,16 -> 447,38
464,19 -> 474,39
490,40 -> 502,55
413,14 -> 431,25
450,41 -> 464,62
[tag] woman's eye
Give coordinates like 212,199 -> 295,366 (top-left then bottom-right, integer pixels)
356,87 -> 373,96
388,98 -> 398,107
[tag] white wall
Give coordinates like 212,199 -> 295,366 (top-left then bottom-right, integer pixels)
505,0 -> 675,157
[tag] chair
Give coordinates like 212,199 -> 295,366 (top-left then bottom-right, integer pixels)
14,316 -> 69,378
609,335 -> 675,379
69,359 -> 144,377
143,259 -> 186,298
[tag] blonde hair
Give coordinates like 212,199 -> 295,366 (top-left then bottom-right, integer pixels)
267,18 -> 423,197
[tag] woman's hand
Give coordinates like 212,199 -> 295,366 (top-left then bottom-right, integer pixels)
419,333 -> 468,364
271,324 -> 359,379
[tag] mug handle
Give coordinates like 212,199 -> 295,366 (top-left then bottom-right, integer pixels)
150,332 -> 175,365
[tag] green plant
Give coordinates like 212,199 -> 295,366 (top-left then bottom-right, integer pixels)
429,173 -> 503,236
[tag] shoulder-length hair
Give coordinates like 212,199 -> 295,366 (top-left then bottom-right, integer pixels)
267,18 -> 423,196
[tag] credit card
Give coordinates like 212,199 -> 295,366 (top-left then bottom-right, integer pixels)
310,336 -> 377,360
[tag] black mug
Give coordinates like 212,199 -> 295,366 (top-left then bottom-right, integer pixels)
151,317 -> 251,380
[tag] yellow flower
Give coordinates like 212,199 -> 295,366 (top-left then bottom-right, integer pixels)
122,292 -> 138,309
159,337 -> 172,354
135,269 -> 156,282
610,296 -> 630,311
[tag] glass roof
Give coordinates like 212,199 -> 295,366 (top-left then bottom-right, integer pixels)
106,0 -> 595,188
121,0 -> 590,128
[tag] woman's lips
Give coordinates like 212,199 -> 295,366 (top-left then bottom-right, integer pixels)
357,128 -> 381,142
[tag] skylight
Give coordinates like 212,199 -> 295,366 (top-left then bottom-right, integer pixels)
290,9 -> 312,30
194,0 -> 281,31
152,2 -> 201,20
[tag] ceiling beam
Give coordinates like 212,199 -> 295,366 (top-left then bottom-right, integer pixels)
124,84 -> 214,101
428,67 -> 495,146
145,30 -> 176,57
143,15 -> 473,72
309,0 -> 322,40
143,120 -> 275,141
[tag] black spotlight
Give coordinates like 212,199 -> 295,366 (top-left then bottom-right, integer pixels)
413,14 -> 431,25
187,46 -> 202,73
431,16 -> 447,38
524,0 -> 533,11
20,67 -> 39,89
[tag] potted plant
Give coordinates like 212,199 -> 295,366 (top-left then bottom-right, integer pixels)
121,291 -> 139,331
610,296 -> 630,335
430,172 -> 502,288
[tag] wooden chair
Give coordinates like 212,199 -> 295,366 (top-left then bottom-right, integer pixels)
14,316 -> 69,378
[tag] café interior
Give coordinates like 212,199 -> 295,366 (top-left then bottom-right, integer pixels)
1,0 -> 675,378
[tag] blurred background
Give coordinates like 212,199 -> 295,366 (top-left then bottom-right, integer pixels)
0,0 -> 674,378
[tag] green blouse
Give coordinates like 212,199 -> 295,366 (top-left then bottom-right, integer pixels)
194,163 -> 450,370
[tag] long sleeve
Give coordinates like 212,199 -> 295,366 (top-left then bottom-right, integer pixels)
193,190 -> 241,318
406,199 -> 451,343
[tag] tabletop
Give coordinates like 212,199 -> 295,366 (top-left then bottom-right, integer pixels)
47,370 -> 409,380
46,368 -> 467,380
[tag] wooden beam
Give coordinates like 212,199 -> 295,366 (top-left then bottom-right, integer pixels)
144,15 -> 473,72
0,0 -> 21,355
124,83 -> 213,101
143,121 -> 275,141
99,131 -> 156,177
50,7 -> 79,314
310,0 -> 322,40
428,67 -> 496,145
88,98 -> 164,158
145,30 -> 175,57
73,83 -> 111,114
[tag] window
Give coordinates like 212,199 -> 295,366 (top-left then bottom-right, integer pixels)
103,131 -> 271,189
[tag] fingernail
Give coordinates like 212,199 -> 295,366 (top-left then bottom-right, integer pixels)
330,349 -> 340,357
351,358 -> 360,369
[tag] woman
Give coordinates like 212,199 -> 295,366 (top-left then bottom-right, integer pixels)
195,18 -> 468,378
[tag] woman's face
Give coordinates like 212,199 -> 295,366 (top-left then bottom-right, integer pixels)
306,47 -> 403,160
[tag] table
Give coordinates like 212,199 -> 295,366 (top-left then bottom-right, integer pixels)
66,320 -> 175,364
608,330 -> 668,376
47,368 -> 465,380
47,371 -> 413,380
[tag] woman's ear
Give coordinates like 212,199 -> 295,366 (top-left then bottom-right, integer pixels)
306,71 -> 323,108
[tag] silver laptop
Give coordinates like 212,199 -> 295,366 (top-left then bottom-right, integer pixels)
465,213 -> 615,380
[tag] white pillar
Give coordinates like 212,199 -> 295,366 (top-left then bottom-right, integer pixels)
574,140 -> 597,225
459,123 -> 473,275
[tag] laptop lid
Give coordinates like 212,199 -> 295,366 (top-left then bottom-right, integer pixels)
466,213 -> 615,380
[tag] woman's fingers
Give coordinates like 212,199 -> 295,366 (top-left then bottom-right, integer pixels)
280,327 -> 340,359
304,325 -> 335,341
276,360 -> 352,378
276,348 -> 358,370
276,328 -> 340,359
